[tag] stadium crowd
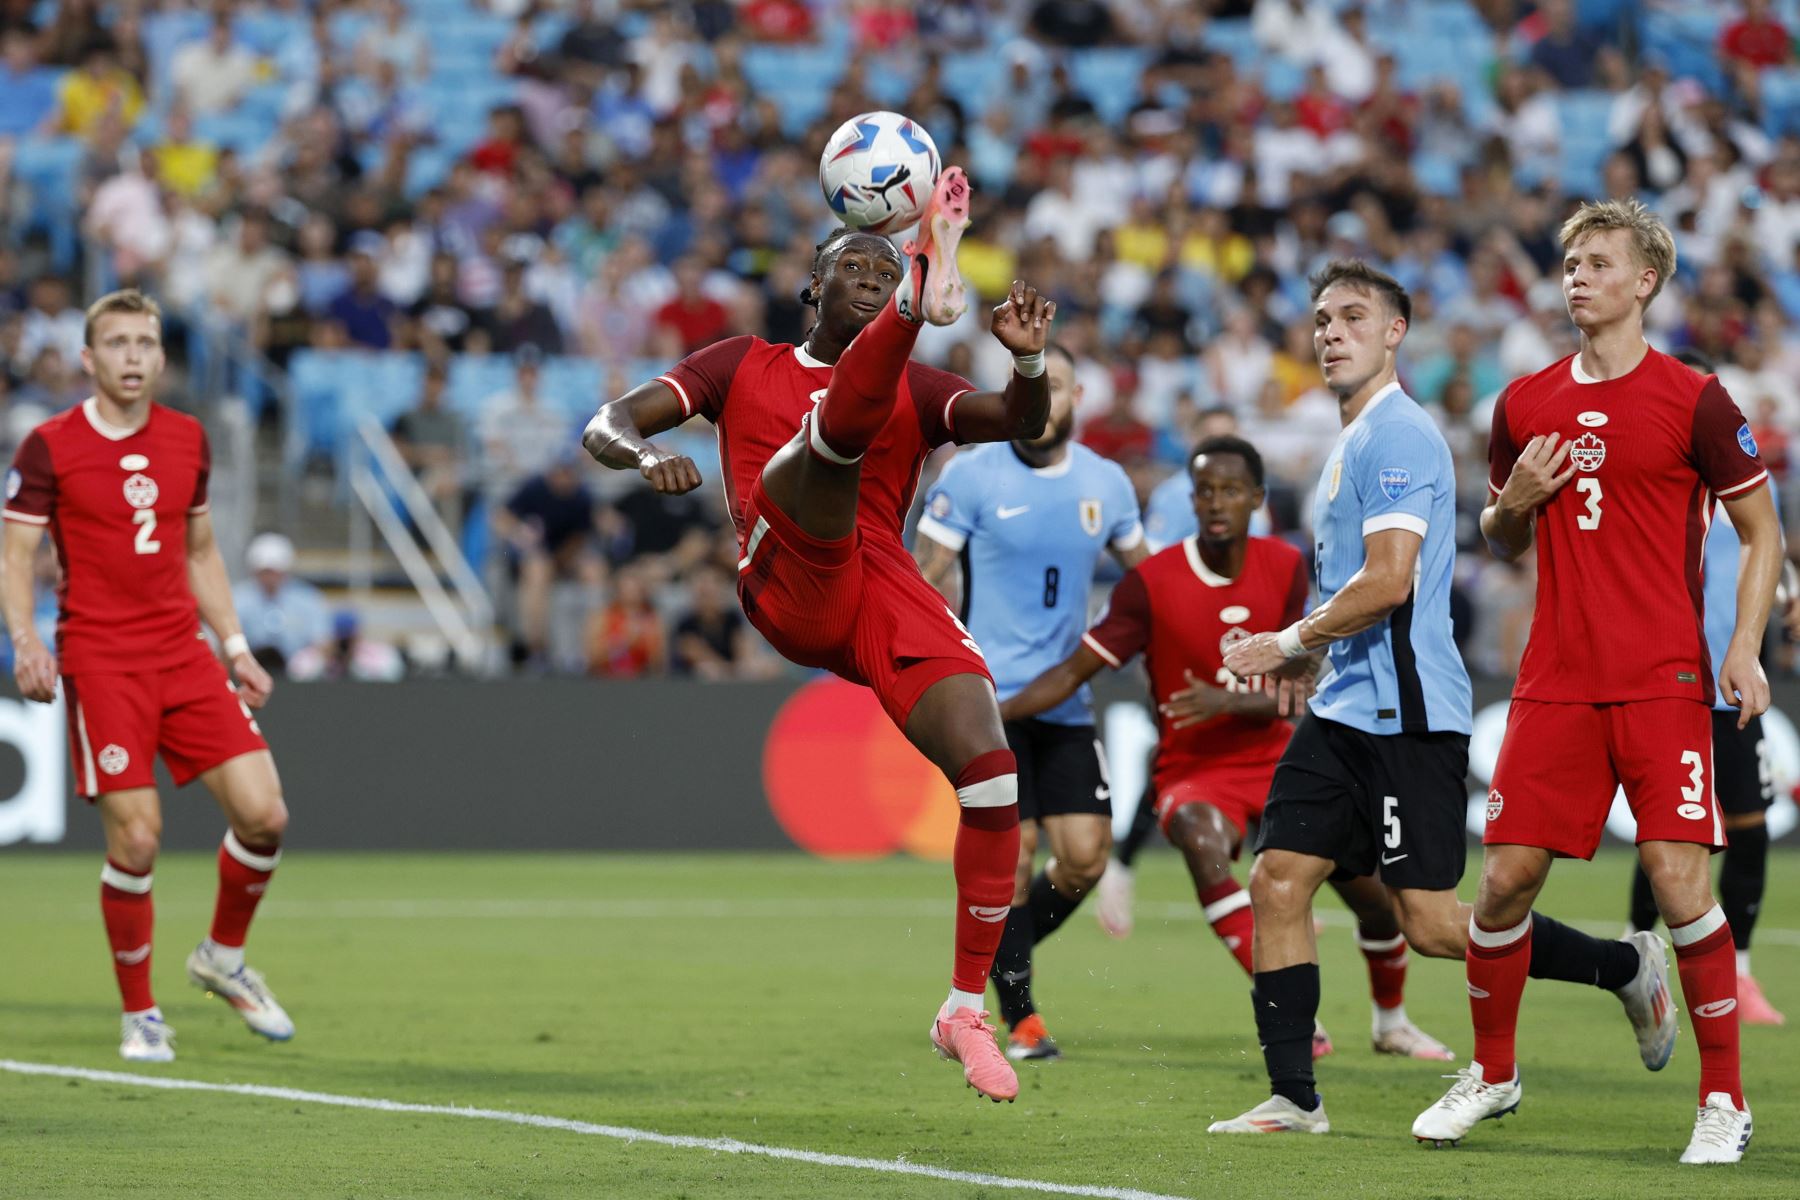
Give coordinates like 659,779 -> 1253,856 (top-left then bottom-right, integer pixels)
1,0 -> 1799,676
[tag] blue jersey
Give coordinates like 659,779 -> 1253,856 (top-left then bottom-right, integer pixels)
920,442 -> 1143,724
1703,480 -> 1779,712
1143,468 -> 1274,552
1308,383 -> 1471,736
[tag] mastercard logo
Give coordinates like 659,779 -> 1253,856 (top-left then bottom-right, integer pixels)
762,677 -> 962,860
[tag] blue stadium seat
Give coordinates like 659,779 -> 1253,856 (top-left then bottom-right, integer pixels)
194,111 -> 277,155
288,349 -> 355,461
540,358 -> 605,422
1069,49 -> 1150,127
1761,69 -> 1800,137
1555,89 -> 1617,147
1203,18 -> 1259,70
938,49 -> 1000,119
447,355 -> 518,422
12,137 -> 84,235
140,10 -> 209,102
234,12 -> 306,57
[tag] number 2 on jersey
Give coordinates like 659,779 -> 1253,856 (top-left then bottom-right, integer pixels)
1575,477 -> 1602,530
133,509 -> 161,555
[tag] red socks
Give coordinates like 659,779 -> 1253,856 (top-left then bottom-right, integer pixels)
1671,905 -> 1744,1107
950,749 -> 1019,994
811,301 -> 922,464
100,860 -> 155,1012
1467,913 -> 1532,1084
1359,932 -> 1409,1010
211,831 -> 281,948
1199,879 -> 1255,975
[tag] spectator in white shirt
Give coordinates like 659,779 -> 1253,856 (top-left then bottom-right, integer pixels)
171,13 -> 263,117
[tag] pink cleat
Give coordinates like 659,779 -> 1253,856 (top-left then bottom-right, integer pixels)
1312,1019 -> 1335,1060
931,1003 -> 1019,1102
898,166 -> 970,326
1738,974 -> 1786,1026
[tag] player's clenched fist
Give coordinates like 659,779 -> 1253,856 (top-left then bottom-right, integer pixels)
1497,431 -> 1577,513
12,634 -> 57,703
231,651 -> 275,709
989,280 -> 1056,356
639,448 -> 702,495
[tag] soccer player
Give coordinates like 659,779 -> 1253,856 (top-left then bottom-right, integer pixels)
1000,434 -> 1454,1063
913,342 -> 1147,1061
1415,201 -> 1776,1163
583,169 -> 1050,1102
1,289 -> 293,1062
1623,352 -> 1786,1027
1206,261 -> 1655,1136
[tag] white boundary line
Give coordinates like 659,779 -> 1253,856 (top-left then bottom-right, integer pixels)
0,1060 -> 1189,1200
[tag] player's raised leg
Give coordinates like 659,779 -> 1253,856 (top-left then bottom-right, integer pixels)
98,788 -> 175,1062
1327,874 -> 1454,1060
1721,813 -> 1783,1024
1004,809 -> 1108,1060
188,749 -> 294,1041
908,672 -> 1022,1102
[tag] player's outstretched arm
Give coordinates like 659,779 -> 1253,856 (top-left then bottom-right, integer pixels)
1481,433 -> 1573,561
1719,484 -> 1782,727
187,511 -> 273,708
946,282 -> 1056,444
998,643 -> 1106,723
1159,667 -> 1282,728
1,520 -> 55,702
1225,529 -> 1422,679
582,380 -> 702,495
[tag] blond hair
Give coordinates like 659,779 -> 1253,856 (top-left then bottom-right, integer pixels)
83,288 -> 163,347
1558,198 -> 1677,308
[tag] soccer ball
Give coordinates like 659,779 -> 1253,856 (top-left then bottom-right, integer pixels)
818,111 -> 941,235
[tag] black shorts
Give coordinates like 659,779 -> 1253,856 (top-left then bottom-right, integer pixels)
1005,718 -> 1111,823
1713,710 -> 1774,817
1254,712 -> 1469,892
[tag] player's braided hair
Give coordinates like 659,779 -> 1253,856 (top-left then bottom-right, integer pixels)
799,226 -> 879,309
1191,434 -> 1266,488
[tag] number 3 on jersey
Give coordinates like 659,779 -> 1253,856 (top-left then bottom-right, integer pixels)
133,509 -> 161,554
1575,477 -> 1602,530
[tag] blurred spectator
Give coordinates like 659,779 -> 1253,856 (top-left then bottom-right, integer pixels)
202,209 -> 296,350
740,0 -> 815,43
0,25 -> 58,137
355,0 -> 430,83
477,347 -> 570,502
1720,0 -> 1792,75
17,276 -> 84,369
15,347 -> 85,411
53,37 -> 142,140
652,257 -> 730,356
149,105 -> 219,200
495,456 -> 604,667
171,12 -> 263,117
671,563 -> 775,679
1524,0 -> 1607,90
391,360 -> 471,530
1032,0 -> 1115,46
409,253 -> 484,355
328,236 -> 401,350
289,611 -> 406,682
1079,384 -> 1154,466
585,565 -> 666,678
479,258 -> 565,355
232,533 -> 331,674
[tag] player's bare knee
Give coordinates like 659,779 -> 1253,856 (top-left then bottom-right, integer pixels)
114,822 -> 161,872
1249,858 -> 1306,919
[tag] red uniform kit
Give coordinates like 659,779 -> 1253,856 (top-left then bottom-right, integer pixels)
1485,350 -> 1768,857
658,335 -> 990,726
1082,535 -> 1309,840
4,399 -> 265,796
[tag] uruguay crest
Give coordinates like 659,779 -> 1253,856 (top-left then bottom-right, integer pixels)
1080,498 -> 1101,536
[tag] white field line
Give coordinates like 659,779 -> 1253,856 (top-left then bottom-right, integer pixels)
0,1060 -> 1190,1200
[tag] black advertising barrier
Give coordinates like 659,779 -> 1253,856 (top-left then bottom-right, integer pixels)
2,676 -> 1797,853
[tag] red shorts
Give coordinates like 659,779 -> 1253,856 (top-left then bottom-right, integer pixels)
1486,697 -> 1723,859
63,650 -> 268,799
737,479 -> 992,729
1152,745 -> 1284,851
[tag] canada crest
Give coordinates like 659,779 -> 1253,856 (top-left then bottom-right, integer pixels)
1079,498 -> 1102,536
122,473 -> 158,509
1569,432 -> 1605,471
1219,625 -> 1250,656
1486,788 -> 1504,822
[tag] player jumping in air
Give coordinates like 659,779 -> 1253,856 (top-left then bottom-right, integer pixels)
1623,353 -> 1788,1028
1,289 -> 293,1062
914,342 -> 1147,1062
583,169 -> 1052,1102
1206,261 -> 1663,1136
1415,201 -> 1776,1163
1000,434 -> 1454,1064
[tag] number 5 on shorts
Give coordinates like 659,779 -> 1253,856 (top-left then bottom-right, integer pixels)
1383,794 -> 1401,850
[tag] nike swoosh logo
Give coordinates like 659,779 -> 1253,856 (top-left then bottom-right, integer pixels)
1381,852 -> 1408,865
1467,983 -> 1490,998
996,505 -> 1030,519
1695,998 -> 1738,1019
967,905 -> 1010,923
114,943 -> 150,965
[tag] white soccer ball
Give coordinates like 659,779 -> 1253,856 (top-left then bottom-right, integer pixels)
818,111 -> 941,235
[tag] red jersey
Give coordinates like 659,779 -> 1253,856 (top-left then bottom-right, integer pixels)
4,399 -> 211,674
1083,535 -> 1307,770
1489,349 -> 1768,704
657,335 -> 972,554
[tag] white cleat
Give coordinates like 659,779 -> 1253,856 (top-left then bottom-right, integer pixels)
1208,1094 -> 1330,1134
1680,1092 -> 1752,1164
1095,859 -> 1134,939
1411,1063 -> 1521,1146
1615,930 -> 1677,1071
120,1011 -> 175,1063
1373,1020 -> 1457,1062
187,942 -> 295,1042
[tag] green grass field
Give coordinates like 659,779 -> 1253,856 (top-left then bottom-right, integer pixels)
2,848 -> 1798,1199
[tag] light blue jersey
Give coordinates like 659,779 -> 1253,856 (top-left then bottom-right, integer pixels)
920,442 -> 1143,724
1703,480 -> 1779,712
1144,465 -> 1274,552
1308,382 -> 1471,736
